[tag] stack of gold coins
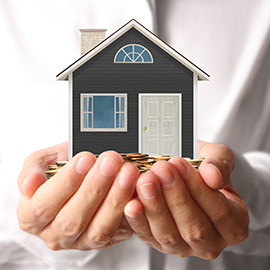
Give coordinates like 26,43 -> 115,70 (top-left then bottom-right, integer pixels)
45,154 -> 204,179
182,157 -> 205,169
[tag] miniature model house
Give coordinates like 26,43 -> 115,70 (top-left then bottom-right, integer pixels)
57,19 -> 209,159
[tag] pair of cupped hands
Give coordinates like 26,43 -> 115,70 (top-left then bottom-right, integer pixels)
17,141 -> 249,260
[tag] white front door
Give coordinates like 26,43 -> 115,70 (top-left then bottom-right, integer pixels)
139,94 -> 181,156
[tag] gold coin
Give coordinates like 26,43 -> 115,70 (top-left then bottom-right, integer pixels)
56,161 -> 68,167
45,170 -> 58,176
48,165 -> 58,170
140,159 -> 155,164
127,153 -> 148,158
188,160 -> 202,165
152,157 -> 170,161
129,157 -> 148,161
141,164 -> 153,169
132,162 -> 145,168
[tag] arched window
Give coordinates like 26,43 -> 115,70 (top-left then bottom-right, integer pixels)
114,44 -> 153,63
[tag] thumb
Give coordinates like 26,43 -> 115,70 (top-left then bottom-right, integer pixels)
20,168 -> 47,199
17,142 -> 68,199
198,141 -> 235,190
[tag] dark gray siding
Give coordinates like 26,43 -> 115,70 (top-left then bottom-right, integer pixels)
73,28 -> 194,158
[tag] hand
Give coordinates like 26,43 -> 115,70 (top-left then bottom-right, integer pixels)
17,142 -> 140,250
124,141 -> 249,260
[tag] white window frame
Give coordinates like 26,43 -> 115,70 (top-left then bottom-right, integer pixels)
80,93 -> 128,132
114,44 -> 153,63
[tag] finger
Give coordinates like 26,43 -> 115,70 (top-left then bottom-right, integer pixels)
169,157 -> 248,246
74,161 -> 139,249
17,151 -> 95,235
40,151 -> 123,250
151,161 -> 224,259
90,216 -> 134,250
198,140 -> 235,189
94,217 -> 134,250
125,198 -> 161,249
135,172 -> 189,255
113,217 -> 133,244
17,142 -> 68,194
20,168 -> 48,199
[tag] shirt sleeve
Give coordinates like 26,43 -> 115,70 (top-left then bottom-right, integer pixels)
225,151 -> 270,256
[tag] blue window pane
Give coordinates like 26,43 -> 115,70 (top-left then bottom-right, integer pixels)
116,97 -> 119,112
116,113 -> 119,128
124,55 -> 132,62
134,45 -> 144,54
93,96 -> 114,128
115,50 -> 125,62
88,113 -> 92,128
123,45 -> 133,54
126,52 -> 133,61
136,56 -> 143,62
120,113 -> 125,128
120,97 -> 125,112
141,50 -> 152,62
83,113 -> 87,128
88,97 -> 92,112
133,52 -> 140,62
83,97 -> 87,112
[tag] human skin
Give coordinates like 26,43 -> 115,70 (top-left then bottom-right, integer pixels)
17,141 -> 249,258
124,141 -> 249,260
17,142 -> 139,250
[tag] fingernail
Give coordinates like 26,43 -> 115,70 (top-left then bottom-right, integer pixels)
207,162 -> 223,186
206,161 -> 219,170
155,167 -> 174,188
118,171 -> 136,189
138,183 -> 157,199
21,176 -> 31,198
99,156 -> 119,176
75,156 -> 91,175
124,202 -> 137,218
21,168 -> 47,199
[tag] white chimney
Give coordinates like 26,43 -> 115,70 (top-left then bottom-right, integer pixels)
79,29 -> 107,56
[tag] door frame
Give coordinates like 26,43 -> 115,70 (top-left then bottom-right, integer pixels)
138,93 -> 182,156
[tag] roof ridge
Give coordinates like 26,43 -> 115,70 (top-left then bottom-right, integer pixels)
57,19 -> 209,79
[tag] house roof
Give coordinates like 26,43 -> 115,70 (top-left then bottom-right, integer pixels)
57,19 -> 210,81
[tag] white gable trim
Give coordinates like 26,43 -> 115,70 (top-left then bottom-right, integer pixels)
68,73 -> 73,160
193,73 -> 198,159
57,20 -> 209,81
133,22 -> 209,81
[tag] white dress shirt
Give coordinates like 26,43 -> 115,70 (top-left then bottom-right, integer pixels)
0,0 -> 270,269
